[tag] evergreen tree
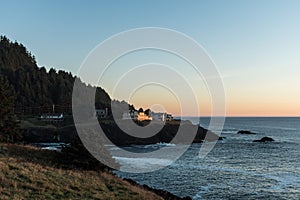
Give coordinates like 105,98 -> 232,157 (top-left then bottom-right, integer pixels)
138,108 -> 144,113
144,108 -> 151,116
0,75 -> 20,143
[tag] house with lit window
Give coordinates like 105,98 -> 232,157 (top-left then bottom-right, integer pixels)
137,112 -> 152,121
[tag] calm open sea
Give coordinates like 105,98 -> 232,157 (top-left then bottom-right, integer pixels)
112,117 -> 300,199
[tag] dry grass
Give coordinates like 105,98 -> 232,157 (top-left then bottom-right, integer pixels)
0,143 -> 162,200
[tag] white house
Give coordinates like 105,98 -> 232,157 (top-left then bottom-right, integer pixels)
151,112 -> 166,121
40,113 -> 64,122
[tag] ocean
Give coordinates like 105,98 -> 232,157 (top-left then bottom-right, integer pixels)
111,117 -> 300,199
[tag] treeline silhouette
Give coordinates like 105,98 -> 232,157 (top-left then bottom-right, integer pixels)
0,35 -> 111,115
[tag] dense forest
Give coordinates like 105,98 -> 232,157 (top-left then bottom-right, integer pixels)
0,35 -> 111,115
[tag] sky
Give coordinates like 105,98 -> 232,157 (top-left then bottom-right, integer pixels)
1,0 -> 300,116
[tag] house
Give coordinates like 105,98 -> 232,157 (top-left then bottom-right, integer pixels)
122,110 -> 172,122
166,114 -> 173,121
96,108 -> 108,118
151,112 -> 173,122
151,112 -> 166,121
40,113 -> 64,122
137,112 -> 152,121
122,110 -> 138,120
122,110 -> 153,121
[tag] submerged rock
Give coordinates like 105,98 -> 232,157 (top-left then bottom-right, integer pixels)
218,136 -> 226,140
237,130 -> 256,134
253,136 -> 274,142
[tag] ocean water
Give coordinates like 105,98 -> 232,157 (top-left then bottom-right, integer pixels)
112,117 -> 300,199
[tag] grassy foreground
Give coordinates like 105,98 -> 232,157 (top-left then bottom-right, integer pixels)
0,143 -> 162,200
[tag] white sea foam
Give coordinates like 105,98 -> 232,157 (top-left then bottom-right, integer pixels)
144,142 -> 176,149
113,156 -> 173,171
109,147 -> 121,150
113,156 -> 173,166
41,146 -> 61,151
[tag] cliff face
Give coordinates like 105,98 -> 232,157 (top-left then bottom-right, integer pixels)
23,119 -> 214,145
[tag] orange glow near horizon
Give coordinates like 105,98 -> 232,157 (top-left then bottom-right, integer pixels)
225,102 -> 300,117
129,95 -> 300,117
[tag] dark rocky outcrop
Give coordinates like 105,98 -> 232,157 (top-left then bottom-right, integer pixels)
99,119 -> 220,146
253,136 -> 274,142
218,136 -> 226,140
237,130 -> 256,134
23,119 -> 221,146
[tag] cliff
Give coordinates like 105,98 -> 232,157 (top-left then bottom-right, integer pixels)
23,119 -> 219,145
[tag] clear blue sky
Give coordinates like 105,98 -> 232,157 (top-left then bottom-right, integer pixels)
1,0 -> 300,116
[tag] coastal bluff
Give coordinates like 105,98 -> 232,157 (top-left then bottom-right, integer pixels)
23,119 -> 219,146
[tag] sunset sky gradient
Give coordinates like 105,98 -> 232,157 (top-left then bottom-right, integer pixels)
1,0 -> 299,116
